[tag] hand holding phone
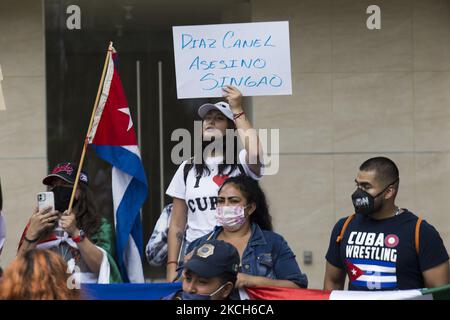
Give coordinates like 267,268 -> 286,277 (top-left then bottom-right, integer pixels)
37,192 -> 62,233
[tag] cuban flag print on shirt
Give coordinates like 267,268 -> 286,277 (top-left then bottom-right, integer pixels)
88,46 -> 148,283
345,259 -> 397,289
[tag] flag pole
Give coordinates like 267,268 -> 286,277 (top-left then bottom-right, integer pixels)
67,41 -> 113,213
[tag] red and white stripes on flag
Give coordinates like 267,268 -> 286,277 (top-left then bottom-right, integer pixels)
241,286 -> 434,300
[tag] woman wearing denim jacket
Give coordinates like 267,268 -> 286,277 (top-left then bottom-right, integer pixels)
184,175 -> 308,293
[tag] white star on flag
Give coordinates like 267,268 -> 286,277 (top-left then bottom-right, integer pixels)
351,269 -> 357,276
118,107 -> 133,131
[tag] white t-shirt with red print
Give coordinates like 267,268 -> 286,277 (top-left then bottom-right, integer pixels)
166,149 -> 262,243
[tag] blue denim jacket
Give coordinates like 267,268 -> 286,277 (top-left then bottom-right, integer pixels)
185,223 -> 308,288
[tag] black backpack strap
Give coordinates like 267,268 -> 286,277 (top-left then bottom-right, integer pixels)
184,160 -> 244,184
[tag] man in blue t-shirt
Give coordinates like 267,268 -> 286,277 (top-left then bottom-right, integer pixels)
324,157 -> 449,291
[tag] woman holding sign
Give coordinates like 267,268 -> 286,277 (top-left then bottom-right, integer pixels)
165,85 -> 264,282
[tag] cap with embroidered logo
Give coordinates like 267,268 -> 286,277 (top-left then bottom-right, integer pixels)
185,239 -> 240,278
42,162 -> 88,186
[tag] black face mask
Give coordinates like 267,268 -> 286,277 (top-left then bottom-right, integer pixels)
52,186 -> 76,212
351,179 -> 399,216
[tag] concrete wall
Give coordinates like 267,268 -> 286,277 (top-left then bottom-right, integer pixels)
252,0 -> 450,289
0,0 -> 47,268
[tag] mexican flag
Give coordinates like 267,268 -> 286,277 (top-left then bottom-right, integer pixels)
242,284 -> 450,300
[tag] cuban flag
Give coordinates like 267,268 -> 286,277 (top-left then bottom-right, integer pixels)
345,258 -> 397,289
88,46 -> 148,282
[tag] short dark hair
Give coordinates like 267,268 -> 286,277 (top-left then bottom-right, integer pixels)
359,157 -> 399,186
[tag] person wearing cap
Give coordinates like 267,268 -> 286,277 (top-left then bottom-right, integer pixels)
164,239 -> 239,300
165,85 -> 264,282
183,175 -> 308,299
0,178 -> 5,257
17,162 -> 122,283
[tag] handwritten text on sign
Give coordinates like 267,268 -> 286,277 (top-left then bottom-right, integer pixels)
172,21 -> 292,99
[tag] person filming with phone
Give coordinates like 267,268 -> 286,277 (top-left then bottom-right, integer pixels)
17,162 -> 122,283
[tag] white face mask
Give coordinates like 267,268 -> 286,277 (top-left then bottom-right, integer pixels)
181,282 -> 228,300
215,205 -> 248,231
209,282 -> 228,297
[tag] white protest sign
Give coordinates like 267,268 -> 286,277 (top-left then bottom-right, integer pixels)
172,21 -> 292,99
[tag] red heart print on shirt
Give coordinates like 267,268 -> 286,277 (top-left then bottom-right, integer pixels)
213,174 -> 229,187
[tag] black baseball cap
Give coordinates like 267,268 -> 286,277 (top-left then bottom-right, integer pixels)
42,162 -> 88,186
185,239 -> 240,278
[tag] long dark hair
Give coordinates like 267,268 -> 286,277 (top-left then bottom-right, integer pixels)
74,182 -> 101,238
218,175 -> 273,231
189,118 -> 240,178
